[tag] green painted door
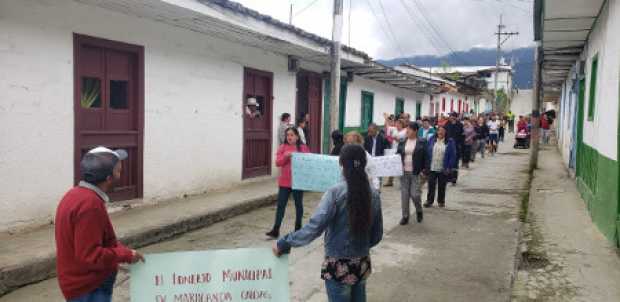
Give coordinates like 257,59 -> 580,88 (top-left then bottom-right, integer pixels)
339,81 -> 347,130
576,79 -> 586,176
416,102 -> 422,119
395,98 -> 404,116
361,91 -> 374,130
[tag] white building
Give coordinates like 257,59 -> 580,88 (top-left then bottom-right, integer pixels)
0,0 -> 438,231
437,64 -> 514,94
535,0 -> 620,246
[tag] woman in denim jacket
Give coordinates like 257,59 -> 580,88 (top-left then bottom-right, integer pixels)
273,144 -> 383,302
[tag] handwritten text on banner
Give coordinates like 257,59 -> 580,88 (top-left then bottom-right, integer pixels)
130,248 -> 289,302
292,153 -> 404,192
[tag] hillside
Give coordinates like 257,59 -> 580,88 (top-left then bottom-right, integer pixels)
378,47 -> 535,89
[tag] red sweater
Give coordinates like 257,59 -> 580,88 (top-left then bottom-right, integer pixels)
55,187 -> 133,299
276,144 -> 310,188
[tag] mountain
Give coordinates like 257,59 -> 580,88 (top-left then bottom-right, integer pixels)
378,47 -> 535,89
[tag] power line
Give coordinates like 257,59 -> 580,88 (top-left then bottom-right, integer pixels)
293,0 -> 320,17
363,0 -> 406,59
398,0 -> 446,60
410,0 -> 472,65
376,0 -> 407,59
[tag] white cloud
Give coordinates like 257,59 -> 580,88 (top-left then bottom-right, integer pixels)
232,0 -> 535,59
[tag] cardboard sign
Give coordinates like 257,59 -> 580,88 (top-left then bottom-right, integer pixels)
291,153 -> 342,192
130,248 -> 289,302
367,155 -> 404,177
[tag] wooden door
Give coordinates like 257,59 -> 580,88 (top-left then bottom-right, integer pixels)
243,68 -> 273,179
361,91 -> 374,130
74,34 -> 144,201
296,71 -> 322,153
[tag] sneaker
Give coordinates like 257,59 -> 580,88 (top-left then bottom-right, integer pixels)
416,212 -> 423,223
423,202 -> 433,208
399,217 -> 409,225
265,229 -> 279,239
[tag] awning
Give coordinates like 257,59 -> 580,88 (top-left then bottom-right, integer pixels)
534,0 -> 606,100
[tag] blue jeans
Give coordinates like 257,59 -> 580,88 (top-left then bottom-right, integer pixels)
67,272 -> 116,302
325,279 -> 367,302
272,187 -> 304,231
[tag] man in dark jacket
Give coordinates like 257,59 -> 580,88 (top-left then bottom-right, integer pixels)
445,112 -> 464,184
364,123 -> 390,157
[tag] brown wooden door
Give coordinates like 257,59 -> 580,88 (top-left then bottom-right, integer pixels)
74,34 -> 144,200
296,71 -> 322,153
242,68 -> 273,179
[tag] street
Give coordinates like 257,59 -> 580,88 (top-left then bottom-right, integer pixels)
1,141 -> 530,302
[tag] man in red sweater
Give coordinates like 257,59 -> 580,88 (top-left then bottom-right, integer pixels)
55,146 -> 144,301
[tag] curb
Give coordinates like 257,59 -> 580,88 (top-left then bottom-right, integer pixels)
506,168 -> 535,302
0,193 -> 277,297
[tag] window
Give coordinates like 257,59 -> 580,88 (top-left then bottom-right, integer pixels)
110,80 -> 129,109
361,91 -> 374,129
450,99 -> 454,112
442,97 -> 446,112
395,97 -> 405,116
587,55 -> 598,121
81,77 -> 101,108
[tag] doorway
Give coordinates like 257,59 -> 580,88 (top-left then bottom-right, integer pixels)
74,34 -> 144,201
242,67 -> 273,179
296,71 -> 323,153
361,91 -> 374,130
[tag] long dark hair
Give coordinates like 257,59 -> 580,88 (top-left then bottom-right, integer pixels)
285,127 -> 303,151
339,144 -> 372,238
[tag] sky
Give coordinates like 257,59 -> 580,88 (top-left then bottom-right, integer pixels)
233,0 -> 535,60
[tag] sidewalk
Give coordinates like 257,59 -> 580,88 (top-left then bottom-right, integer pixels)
511,147 -> 620,301
0,179 -> 278,296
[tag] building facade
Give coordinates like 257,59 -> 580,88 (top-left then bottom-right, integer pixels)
535,0 -> 619,247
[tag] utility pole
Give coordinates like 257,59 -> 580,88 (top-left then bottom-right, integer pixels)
329,0 -> 344,146
494,14 -> 518,112
289,4 -> 293,24
529,45 -> 543,171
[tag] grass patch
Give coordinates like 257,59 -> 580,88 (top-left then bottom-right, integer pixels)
519,170 -> 534,223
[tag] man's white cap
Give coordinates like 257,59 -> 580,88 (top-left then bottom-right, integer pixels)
87,146 -> 128,160
247,97 -> 260,107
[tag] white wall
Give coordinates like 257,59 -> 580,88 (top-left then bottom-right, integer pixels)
344,76 -> 429,127
510,90 -> 533,118
485,70 -> 512,93
0,0 -> 327,231
580,0 -> 620,160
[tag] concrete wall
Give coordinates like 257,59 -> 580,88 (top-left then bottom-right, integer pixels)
0,0 -> 330,231
344,76 -> 429,127
553,0 -> 620,246
510,89 -> 533,119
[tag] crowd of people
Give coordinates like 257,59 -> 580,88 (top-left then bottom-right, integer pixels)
268,110 -> 534,302
53,109 -> 551,302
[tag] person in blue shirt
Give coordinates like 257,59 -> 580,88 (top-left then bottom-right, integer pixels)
273,144 -> 383,302
417,117 -> 436,140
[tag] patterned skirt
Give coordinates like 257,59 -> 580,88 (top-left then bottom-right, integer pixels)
320,256 -> 372,285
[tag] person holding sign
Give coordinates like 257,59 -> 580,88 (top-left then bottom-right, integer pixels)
55,147 -> 144,302
397,122 -> 429,225
266,127 -> 310,239
273,144 -> 383,302
424,127 -> 458,208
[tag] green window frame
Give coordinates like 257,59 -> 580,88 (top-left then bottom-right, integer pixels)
587,55 -> 599,121
395,97 -> 405,116
361,91 -> 374,130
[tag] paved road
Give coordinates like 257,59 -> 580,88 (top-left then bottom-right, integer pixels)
1,139 -> 529,302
